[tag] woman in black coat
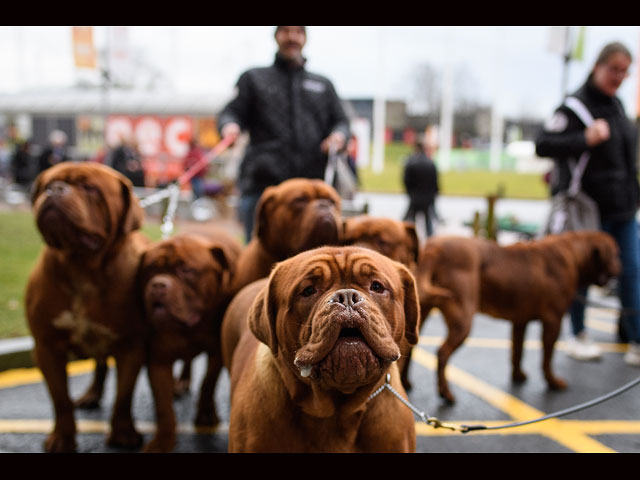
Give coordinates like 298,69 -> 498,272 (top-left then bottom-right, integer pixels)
536,42 -> 640,366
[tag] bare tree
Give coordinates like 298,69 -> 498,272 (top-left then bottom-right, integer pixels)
407,63 -> 441,116
408,62 -> 483,117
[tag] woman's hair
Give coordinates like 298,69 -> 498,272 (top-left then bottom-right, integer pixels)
594,42 -> 632,66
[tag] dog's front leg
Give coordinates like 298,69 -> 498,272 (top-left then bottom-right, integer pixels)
144,361 -> 176,453
195,350 -> 222,428
541,316 -> 567,391
107,345 -> 144,449
35,342 -> 77,453
511,322 -> 528,383
74,358 -> 109,409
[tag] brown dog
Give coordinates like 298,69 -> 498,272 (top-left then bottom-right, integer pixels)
139,230 -> 241,453
223,246 -> 420,453
164,224 -> 242,397
229,178 -> 343,294
415,231 -> 621,404
343,215 -> 420,271
25,162 -> 149,452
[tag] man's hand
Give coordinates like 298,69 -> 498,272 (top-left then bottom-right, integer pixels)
221,123 -> 241,146
585,119 -> 610,147
321,132 -> 346,153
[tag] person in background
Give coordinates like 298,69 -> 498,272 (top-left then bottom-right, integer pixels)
183,138 -> 208,201
402,137 -> 440,238
11,139 -> 34,190
110,138 -> 145,187
38,130 -> 69,174
218,26 -> 351,242
536,42 -> 640,366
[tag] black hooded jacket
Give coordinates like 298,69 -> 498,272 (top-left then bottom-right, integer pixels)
218,54 -> 351,196
536,76 -> 639,223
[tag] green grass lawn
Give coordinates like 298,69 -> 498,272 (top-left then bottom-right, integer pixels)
0,209 -> 163,339
358,143 -> 550,199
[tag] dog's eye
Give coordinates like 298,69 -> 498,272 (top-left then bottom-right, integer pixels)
291,196 -> 309,207
370,281 -> 385,293
177,265 -> 197,279
81,184 -> 99,194
301,285 -> 317,297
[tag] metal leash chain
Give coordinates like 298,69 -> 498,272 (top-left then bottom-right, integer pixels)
369,374 -> 466,432
372,372 -> 640,434
160,183 -> 181,240
137,137 -> 234,239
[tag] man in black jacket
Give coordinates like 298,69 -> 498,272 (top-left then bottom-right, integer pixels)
403,138 -> 439,238
218,26 -> 351,242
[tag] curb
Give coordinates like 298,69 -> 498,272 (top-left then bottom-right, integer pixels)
0,337 -> 35,372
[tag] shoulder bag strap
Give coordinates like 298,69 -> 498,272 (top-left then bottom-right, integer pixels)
563,96 -> 594,196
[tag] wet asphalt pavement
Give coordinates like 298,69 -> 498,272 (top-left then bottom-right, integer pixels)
2,301 -> 639,453
1,194 -> 639,453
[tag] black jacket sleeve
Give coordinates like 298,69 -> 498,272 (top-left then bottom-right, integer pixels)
218,71 -> 254,132
535,106 -> 590,160
325,81 -> 351,141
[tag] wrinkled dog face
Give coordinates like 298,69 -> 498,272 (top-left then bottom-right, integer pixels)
141,236 -> 229,330
255,179 -> 342,257
343,216 -> 419,267
31,163 -> 142,254
250,246 -> 419,393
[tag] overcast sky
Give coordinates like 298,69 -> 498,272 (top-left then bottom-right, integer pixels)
1,26 -> 638,120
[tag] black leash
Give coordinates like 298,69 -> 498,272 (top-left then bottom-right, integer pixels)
459,375 -> 640,433
376,369 -> 640,434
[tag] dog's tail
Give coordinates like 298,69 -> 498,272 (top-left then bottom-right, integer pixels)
416,245 -> 453,309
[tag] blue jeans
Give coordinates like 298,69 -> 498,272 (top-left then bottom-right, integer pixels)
569,218 -> 640,343
190,177 -> 205,200
238,193 -> 262,244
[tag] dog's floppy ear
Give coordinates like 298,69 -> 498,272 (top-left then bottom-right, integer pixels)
30,169 -> 50,205
248,264 -> 282,355
397,263 -> 420,346
119,177 -> 144,234
210,243 -> 232,271
253,186 -> 277,240
403,221 -> 420,263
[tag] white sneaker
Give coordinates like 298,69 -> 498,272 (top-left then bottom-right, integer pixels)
624,342 -> 640,367
566,332 -> 602,361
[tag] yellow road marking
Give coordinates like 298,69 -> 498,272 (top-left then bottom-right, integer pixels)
415,420 -> 640,436
0,419 -> 229,435
410,348 -> 619,453
0,359 -> 113,389
418,336 -> 628,354
587,318 -> 618,334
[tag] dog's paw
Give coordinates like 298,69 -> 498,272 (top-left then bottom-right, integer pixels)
439,389 -> 456,406
173,379 -> 191,397
143,436 -> 175,453
512,369 -> 528,384
547,376 -> 568,391
74,392 -> 102,410
107,427 -> 143,450
195,409 -> 220,428
45,432 -> 76,453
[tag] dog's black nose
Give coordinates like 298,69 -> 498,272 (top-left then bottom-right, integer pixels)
46,181 -> 71,197
150,276 -> 170,297
329,289 -> 363,309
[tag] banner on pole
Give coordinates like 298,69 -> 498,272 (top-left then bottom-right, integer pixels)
72,26 -> 97,69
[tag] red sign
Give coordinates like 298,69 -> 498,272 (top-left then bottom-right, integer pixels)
106,115 -> 194,186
